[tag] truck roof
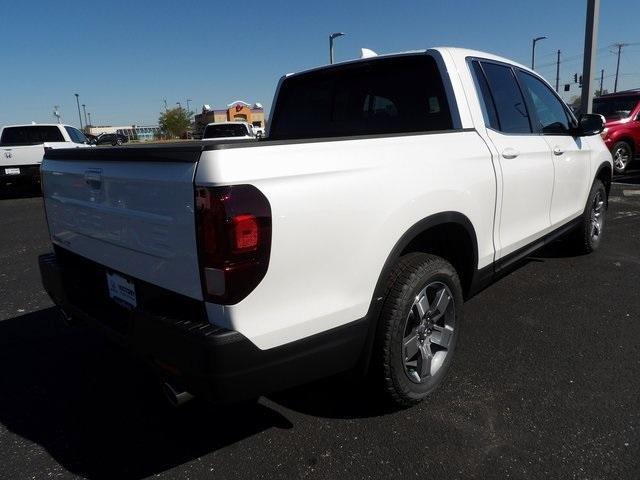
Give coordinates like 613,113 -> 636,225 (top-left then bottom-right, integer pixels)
286,46 -> 534,79
1,123 -> 73,129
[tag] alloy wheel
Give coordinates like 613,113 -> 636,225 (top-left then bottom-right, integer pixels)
613,146 -> 630,172
402,282 -> 455,384
590,189 -> 605,241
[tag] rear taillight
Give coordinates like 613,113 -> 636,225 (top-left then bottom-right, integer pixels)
195,185 -> 272,304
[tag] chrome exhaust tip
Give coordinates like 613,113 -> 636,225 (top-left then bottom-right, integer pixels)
162,382 -> 194,407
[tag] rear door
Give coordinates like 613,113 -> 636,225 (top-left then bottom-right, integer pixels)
515,70 -> 591,225
471,60 -> 555,257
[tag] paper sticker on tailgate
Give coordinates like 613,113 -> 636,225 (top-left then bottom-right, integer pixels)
107,272 -> 137,309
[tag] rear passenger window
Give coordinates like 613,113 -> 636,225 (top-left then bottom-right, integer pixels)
480,62 -> 532,134
269,55 -> 454,140
471,61 -> 500,130
0,125 -> 64,146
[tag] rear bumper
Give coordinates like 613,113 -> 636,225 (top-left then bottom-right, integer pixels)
39,251 -> 368,403
0,164 -> 40,185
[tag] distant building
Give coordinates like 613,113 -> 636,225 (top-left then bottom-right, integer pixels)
88,125 -> 161,141
194,101 -> 265,138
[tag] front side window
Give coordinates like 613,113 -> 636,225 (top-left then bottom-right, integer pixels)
269,55 -> 454,140
517,71 -> 572,134
480,62 -> 532,134
65,126 -> 88,144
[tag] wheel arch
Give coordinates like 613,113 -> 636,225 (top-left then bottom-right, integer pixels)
356,212 -> 480,374
595,161 -> 613,197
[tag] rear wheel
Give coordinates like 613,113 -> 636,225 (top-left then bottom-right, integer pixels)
612,141 -> 632,174
373,253 -> 463,407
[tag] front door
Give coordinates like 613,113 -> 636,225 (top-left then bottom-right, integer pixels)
472,60 -> 555,258
515,69 -> 591,226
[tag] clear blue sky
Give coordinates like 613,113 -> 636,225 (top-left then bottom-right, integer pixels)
1,0 -> 639,127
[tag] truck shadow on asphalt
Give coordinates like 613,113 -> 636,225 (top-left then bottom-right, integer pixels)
0,308 -> 298,479
0,183 -> 41,200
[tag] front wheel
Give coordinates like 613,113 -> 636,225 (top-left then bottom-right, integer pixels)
373,253 -> 463,408
612,141 -> 632,174
569,179 -> 607,254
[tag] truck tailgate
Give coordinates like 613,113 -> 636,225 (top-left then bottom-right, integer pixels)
42,147 -> 203,300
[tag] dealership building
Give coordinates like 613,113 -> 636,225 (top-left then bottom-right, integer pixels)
194,101 -> 265,138
87,124 -> 161,141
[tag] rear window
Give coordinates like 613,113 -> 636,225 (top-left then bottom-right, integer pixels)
203,123 -> 251,138
593,95 -> 640,120
0,125 -> 65,146
268,55 -> 454,140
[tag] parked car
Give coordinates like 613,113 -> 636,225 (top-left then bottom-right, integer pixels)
0,123 -> 92,188
594,89 -> 640,174
202,121 -> 255,141
96,132 -> 128,146
252,126 -> 266,138
39,47 -> 612,408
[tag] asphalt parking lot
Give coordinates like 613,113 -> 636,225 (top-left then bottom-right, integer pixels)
1,170 -> 639,480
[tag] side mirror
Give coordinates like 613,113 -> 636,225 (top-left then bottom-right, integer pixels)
576,113 -> 605,136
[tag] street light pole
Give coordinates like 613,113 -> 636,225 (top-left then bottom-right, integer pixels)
531,36 -> 548,70
82,104 -> 88,130
74,93 -> 83,130
186,98 -> 192,114
580,0 -> 600,113
329,32 -> 345,64
88,112 -> 92,127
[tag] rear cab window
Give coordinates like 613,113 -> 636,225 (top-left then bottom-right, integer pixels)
0,125 -> 64,146
269,54 -> 455,140
203,123 -> 252,138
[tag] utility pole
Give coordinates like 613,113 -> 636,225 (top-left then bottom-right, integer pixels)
82,104 -> 88,129
613,43 -> 628,92
580,0 -> 600,114
531,36 -> 547,69
555,50 -> 561,92
74,93 -> 83,130
329,32 -> 345,64
599,69 -> 604,95
88,112 -> 92,127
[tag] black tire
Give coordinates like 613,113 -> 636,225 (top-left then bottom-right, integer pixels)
116,138 -> 123,146
372,252 -> 463,408
612,141 -> 632,174
569,179 -> 607,254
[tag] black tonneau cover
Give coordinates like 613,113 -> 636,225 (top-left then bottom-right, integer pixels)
43,139 -> 256,162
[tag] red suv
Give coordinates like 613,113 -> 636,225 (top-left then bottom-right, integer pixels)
594,89 -> 640,174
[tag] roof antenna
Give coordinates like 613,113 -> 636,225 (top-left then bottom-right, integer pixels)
360,48 -> 378,59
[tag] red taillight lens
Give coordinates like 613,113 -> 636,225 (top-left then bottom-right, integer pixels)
195,185 -> 271,304
232,214 -> 259,252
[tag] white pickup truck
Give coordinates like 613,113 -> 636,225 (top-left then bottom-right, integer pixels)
202,121 -> 256,142
0,123 -> 92,188
39,48 -> 612,407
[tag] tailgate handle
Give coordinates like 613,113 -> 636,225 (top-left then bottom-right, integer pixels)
84,169 -> 103,190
